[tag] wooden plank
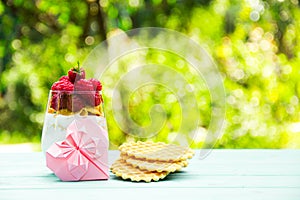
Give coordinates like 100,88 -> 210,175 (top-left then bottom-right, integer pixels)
0,150 -> 299,199
1,151 -> 300,177
1,173 -> 300,189
1,188 -> 300,200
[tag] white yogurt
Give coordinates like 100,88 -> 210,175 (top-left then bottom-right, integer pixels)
41,113 -> 107,153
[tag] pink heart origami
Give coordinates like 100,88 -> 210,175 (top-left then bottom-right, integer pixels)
46,118 -> 109,181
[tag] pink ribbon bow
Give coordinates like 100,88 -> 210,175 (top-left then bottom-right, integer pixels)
46,118 -> 109,181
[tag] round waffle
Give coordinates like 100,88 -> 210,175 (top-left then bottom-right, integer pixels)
121,153 -> 188,173
119,141 -> 194,162
110,159 -> 169,182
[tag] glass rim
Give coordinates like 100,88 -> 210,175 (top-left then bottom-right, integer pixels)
50,90 -> 102,93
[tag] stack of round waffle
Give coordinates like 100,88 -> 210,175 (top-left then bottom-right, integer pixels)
110,141 -> 194,182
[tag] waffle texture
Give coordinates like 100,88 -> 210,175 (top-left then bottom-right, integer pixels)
110,141 -> 195,182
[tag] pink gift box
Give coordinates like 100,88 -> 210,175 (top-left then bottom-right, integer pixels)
46,118 -> 109,181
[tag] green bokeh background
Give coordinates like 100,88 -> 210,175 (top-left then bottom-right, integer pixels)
0,0 -> 300,149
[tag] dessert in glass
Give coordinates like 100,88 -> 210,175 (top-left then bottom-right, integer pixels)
41,65 -> 109,181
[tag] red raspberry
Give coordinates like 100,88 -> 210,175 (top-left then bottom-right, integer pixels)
50,93 -> 58,110
51,79 -> 74,91
68,95 -> 84,112
89,78 -> 102,91
74,79 -> 95,106
59,75 -> 70,82
60,92 -> 71,110
74,79 -> 94,91
68,63 -> 86,83
50,92 -> 71,110
94,92 -> 103,106
50,79 -> 74,111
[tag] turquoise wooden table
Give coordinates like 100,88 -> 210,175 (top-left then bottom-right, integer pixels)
1,150 -> 300,200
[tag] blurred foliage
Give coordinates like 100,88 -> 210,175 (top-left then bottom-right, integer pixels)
0,0 -> 300,149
